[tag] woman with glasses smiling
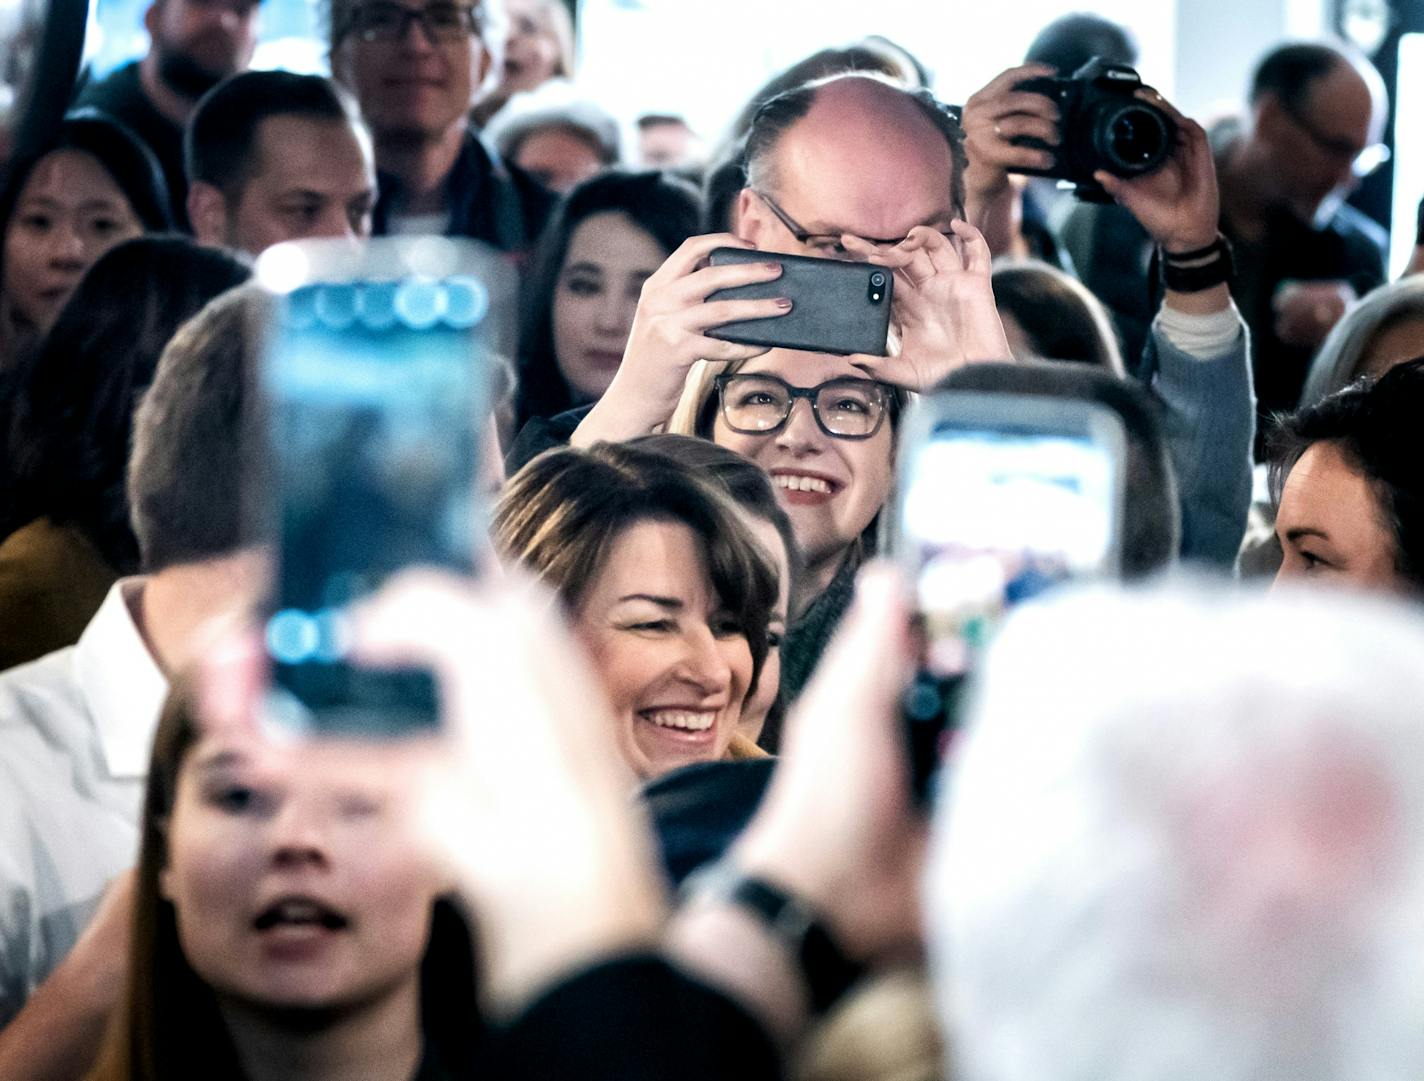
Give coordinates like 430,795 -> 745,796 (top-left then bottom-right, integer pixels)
665,352 -> 908,707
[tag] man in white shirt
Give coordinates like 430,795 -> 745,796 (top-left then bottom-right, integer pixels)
0,285 -> 264,1037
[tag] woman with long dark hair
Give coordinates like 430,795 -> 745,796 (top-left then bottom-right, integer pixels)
0,236 -> 247,670
511,169 -> 700,435
0,110 -> 172,374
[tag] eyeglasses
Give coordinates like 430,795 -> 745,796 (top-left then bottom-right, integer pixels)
1280,100 -> 1390,178
715,373 -> 893,440
345,1 -> 483,44
752,190 -> 954,258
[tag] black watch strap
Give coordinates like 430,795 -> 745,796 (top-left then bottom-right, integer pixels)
1158,234 -> 1234,293
682,864 -> 865,1015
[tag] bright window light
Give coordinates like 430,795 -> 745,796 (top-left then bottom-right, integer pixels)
1389,33 -> 1423,277
577,0 -> 1178,142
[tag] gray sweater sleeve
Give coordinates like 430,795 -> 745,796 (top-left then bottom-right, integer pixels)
1137,316 -> 1255,570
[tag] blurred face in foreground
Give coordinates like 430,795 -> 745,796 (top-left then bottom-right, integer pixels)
161,731 -> 441,1013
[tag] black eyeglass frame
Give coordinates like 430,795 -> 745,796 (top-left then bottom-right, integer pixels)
750,190 -> 958,255
341,1 -> 484,44
1277,98 -> 1390,177
714,372 -> 895,441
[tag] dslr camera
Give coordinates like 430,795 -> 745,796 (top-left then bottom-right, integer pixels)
1011,58 -> 1176,202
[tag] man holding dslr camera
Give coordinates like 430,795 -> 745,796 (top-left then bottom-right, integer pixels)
961,64 -> 1255,567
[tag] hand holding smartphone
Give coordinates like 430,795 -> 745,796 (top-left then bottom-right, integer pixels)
705,247 -> 893,356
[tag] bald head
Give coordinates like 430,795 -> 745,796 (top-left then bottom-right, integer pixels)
1245,41 -> 1388,221
737,73 -> 965,255
1250,41 -> 1386,120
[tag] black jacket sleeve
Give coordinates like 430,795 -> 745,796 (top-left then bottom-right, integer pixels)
503,405 -> 594,475
487,954 -> 783,1081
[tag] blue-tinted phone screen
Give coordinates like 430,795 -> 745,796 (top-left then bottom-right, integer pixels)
264,277 -> 488,732
903,427 -> 1116,677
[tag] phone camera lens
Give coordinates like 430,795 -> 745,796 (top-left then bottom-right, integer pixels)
870,271 -> 887,288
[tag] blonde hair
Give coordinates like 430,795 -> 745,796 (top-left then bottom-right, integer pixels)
667,358 -> 732,437
796,968 -> 946,1081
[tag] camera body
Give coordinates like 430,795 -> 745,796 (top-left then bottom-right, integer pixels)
1012,58 -> 1176,201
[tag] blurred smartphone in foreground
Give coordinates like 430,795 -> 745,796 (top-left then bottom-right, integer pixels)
253,237 -> 513,737
892,391 -> 1127,801
705,246 -> 893,356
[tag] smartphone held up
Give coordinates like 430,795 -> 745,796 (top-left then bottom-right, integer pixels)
892,390 -> 1128,800
252,237 -> 514,738
705,246 -> 894,356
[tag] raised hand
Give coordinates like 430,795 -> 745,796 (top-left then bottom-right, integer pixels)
962,64 -> 1060,201
1092,90 -> 1220,255
572,233 -> 791,445
842,221 -> 1013,390
733,564 -> 926,963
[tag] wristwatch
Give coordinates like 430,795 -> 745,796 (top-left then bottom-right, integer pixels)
1158,234 -> 1234,293
681,861 -> 865,1015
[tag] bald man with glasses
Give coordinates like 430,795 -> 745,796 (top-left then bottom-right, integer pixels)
1216,41 -> 1390,427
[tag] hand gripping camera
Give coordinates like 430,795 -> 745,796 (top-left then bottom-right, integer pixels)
1011,58 -> 1176,202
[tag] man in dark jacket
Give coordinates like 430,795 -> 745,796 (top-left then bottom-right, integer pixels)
327,0 -> 553,256
75,0 -> 260,228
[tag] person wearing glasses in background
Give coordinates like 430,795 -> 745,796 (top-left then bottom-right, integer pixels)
1059,40 -> 1388,438
1215,42 -> 1389,429
327,0 -> 553,253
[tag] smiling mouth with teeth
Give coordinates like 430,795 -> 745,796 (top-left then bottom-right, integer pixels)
641,709 -> 716,733
773,474 -> 834,495
254,899 -> 349,932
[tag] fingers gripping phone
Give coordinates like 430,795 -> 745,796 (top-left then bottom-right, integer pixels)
253,237 -> 513,737
892,391 -> 1128,801
705,247 -> 893,356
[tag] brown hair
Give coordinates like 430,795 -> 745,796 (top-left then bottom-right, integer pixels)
86,681 -> 240,1081
628,433 -> 805,616
127,284 -> 265,574
86,682 -> 479,1081
492,441 -> 779,693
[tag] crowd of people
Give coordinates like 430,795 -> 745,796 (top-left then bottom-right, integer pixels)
1,1 -> 1423,1078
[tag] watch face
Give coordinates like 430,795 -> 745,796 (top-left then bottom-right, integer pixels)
1340,0 -> 1391,55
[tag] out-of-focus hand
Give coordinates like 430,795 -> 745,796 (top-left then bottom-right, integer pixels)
732,564 -> 924,964
67,870 -> 135,999
195,572 -> 668,1014
1406,245 -> 1424,279
0,871 -> 136,1081
961,63 -> 1060,204
571,233 -> 790,446
842,222 -> 1013,390
1273,279 -> 1354,348
1093,90 -> 1220,255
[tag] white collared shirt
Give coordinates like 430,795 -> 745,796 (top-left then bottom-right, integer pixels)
0,578 -> 166,1027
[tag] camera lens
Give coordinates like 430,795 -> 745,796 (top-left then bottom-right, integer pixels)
870,271 -> 886,288
1097,102 -> 1172,176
